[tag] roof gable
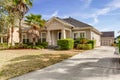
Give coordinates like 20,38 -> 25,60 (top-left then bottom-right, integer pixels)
45,17 -> 74,28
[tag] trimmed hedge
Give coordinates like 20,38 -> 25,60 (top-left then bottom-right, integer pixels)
36,42 -> 48,48
118,40 -> 120,53
77,44 -> 92,50
87,40 -> 96,49
57,38 -> 74,50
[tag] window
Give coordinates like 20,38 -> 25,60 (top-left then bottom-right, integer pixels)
3,37 -> 8,43
23,35 -> 25,39
22,34 -> 29,43
41,32 -> 46,42
80,32 -> 85,38
73,31 -> 86,39
74,33 -> 78,40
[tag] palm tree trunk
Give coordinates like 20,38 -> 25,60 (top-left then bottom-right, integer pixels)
7,27 -> 10,46
33,38 -> 36,46
11,26 -> 14,46
19,19 -> 22,44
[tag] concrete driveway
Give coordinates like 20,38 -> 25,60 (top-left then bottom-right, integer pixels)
11,46 -> 120,80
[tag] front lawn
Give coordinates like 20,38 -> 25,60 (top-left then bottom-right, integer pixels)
0,49 -> 82,80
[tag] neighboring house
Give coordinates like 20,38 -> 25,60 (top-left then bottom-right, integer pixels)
0,28 -> 19,44
101,31 -> 114,46
0,34 -> 7,43
22,17 -> 102,46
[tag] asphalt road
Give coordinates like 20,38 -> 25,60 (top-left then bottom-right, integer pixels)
11,46 -> 120,80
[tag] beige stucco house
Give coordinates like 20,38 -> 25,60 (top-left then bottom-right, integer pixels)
21,17 -> 102,46
0,17 -> 102,47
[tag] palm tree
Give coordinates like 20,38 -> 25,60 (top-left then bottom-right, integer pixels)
25,13 -> 46,45
0,0 -> 19,46
13,0 -> 33,44
0,0 -> 33,45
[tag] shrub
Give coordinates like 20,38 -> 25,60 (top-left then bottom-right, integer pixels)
57,38 -> 74,50
77,44 -> 92,50
9,44 -> 28,49
74,38 -> 88,48
39,42 -> 48,48
119,40 -> 120,53
111,43 -> 117,46
87,40 -> 96,49
74,38 -> 88,44
36,42 -> 48,48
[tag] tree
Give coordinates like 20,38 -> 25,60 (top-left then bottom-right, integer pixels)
13,0 -> 33,44
25,13 -> 46,45
0,0 -> 17,45
0,0 -> 33,45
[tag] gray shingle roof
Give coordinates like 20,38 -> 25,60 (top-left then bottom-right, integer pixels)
62,17 -> 93,28
101,31 -> 114,37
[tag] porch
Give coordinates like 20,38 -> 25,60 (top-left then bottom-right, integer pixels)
46,29 -> 72,46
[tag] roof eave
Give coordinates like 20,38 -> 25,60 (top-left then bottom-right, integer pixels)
91,27 -> 102,35
72,27 -> 91,30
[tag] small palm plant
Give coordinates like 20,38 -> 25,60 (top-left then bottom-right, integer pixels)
25,13 -> 46,45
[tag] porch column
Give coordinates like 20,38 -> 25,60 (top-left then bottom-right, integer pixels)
47,30 -> 51,45
1,37 -> 3,43
69,30 -> 72,38
61,29 -> 66,39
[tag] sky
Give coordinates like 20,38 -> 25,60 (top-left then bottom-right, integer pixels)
28,0 -> 120,37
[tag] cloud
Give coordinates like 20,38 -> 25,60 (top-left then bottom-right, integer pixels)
42,0 -> 120,25
91,0 -> 120,24
80,0 -> 93,8
51,11 -> 58,17
84,0 -> 93,8
107,0 -> 120,9
42,11 -> 59,19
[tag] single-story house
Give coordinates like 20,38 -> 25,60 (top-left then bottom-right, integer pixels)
101,31 -> 114,46
3,17 -> 117,47
22,17 -> 102,46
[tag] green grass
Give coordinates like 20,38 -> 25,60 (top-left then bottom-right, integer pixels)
0,49 -> 82,80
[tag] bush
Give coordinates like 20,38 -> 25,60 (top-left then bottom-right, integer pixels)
74,38 -> 88,44
38,42 -> 48,48
111,43 -> 117,46
9,44 -> 28,49
119,40 -> 120,53
36,42 -> 48,48
74,38 -> 88,48
57,38 -> 74,50
0,43 -> 8,49
77,44 -> 92,50
87,40 -> 96,49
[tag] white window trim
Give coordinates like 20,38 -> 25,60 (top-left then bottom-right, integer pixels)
22,33 -> 28,43
41,32 -> 46,42
73,31 -> 86,38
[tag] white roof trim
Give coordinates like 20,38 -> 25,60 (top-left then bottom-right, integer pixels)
45,17 -> 74,28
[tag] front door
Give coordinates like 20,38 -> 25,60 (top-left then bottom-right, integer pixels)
58,32 -> 61,39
